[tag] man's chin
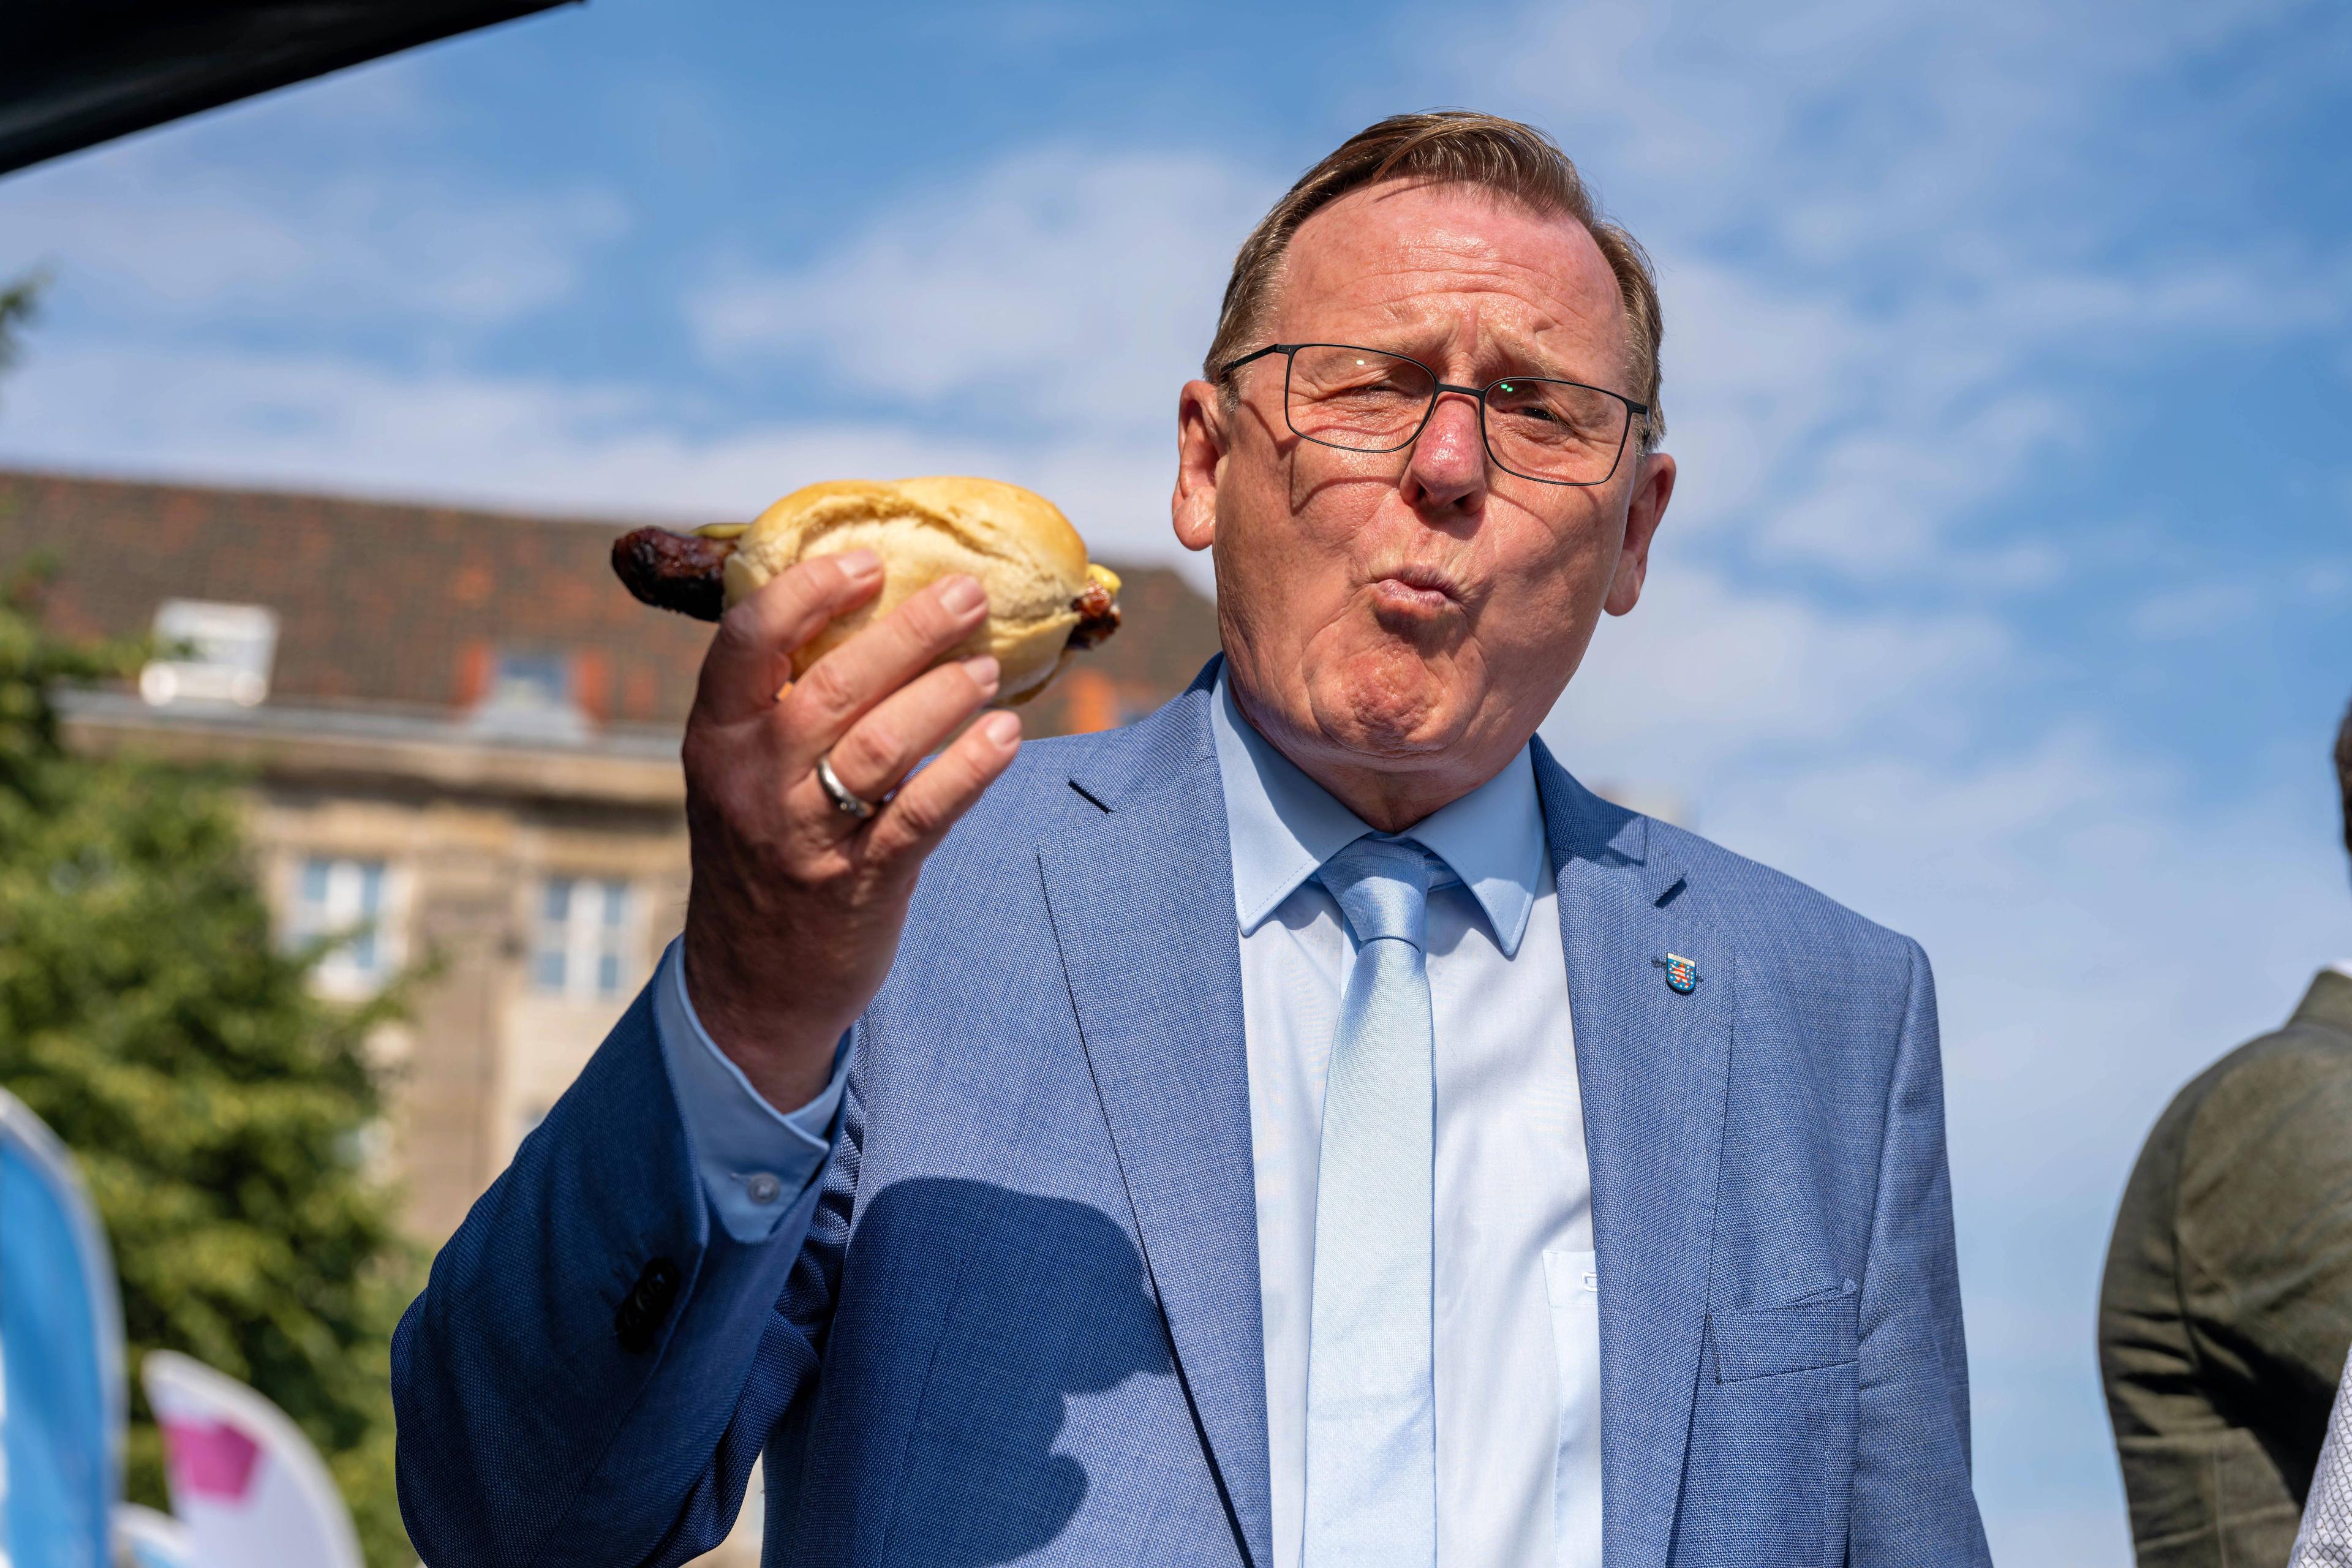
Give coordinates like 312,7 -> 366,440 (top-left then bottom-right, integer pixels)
1302,669 -> 1475,764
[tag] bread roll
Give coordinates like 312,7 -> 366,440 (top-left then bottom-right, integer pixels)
717,477 -> 1120,704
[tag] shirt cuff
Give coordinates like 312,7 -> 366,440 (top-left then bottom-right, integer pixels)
652,936 -> 850,1243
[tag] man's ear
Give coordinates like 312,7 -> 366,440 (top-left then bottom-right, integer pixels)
1603,450 -> 1675,618
1172,378 -> 1227,554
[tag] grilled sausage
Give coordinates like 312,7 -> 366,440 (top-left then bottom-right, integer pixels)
612,527 -> 733,623
1068,577 -> 1121,649
612,525 -> 1121,650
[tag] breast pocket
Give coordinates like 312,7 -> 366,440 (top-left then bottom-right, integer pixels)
1709,1284 -> 1860,1384
1541,1250 -> 1602,1568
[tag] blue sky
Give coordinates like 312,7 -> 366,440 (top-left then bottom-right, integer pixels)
2,1 -> 2349,1559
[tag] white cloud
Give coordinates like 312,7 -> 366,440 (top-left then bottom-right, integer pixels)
2128,580 -> 2261,639
1638,241 -> 2337,579
1453,0 -> 2310,258
0,135 -> 627,330
688,148 -> 1276,437
1632,257 -> 1864,535
0,340 -> 963,515
1542,546 -> 2007,784
2304,559 -> 2352,601
1754,393 -> 2071,574
0,337 -> 1204,577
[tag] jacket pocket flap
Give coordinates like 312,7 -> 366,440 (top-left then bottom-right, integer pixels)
1709,1291 -> 1860,1384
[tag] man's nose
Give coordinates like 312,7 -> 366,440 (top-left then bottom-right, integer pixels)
1402,390 -> 1487,513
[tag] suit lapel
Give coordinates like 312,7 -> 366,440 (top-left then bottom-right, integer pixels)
1036,685 -> 1273,1568
1536,745 -> 1732,1568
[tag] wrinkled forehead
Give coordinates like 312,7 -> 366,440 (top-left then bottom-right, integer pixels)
1272,180 -> 1633,382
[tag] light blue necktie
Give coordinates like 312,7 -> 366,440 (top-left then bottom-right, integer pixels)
1304,834 -> 1438,1567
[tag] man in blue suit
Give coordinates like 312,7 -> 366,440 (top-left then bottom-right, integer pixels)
394,111 -> 1991,1567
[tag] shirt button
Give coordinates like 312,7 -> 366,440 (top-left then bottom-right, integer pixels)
744,1172 -> 783,1205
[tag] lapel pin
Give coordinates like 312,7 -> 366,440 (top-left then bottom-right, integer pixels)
1653,953 -> 1700,995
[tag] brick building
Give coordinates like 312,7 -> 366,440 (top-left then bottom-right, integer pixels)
0,469 -> 1222,1246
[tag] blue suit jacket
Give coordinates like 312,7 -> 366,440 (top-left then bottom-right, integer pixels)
393,670 -> 1991,1567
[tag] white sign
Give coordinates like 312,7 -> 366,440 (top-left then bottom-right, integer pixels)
115,1503 -> 194,1568
143,1351 -> 360,1568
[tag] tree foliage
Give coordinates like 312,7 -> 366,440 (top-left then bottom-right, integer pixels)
0,271 -> 39,379
0,566 -> 417,1566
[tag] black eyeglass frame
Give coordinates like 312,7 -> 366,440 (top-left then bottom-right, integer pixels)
1216,342 -> 1651,488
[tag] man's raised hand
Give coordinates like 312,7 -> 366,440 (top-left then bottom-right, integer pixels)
678,548 -> 1022,1109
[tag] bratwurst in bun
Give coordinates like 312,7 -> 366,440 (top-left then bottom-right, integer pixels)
612,476 -> 1121,704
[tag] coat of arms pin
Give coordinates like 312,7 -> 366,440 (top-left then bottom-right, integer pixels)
1653,953 -> 1701,995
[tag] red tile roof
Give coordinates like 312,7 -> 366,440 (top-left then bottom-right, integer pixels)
0,469 -> 1221,740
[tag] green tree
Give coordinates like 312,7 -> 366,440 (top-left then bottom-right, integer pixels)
0,570 -> 418,1553
0,271 -> 40,380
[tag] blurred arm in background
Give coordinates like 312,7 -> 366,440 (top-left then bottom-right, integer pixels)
2101,968 -> 2352,1568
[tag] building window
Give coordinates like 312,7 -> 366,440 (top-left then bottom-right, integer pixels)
139,600 -> 279,707
470,648 -> 591,742
531,877 -> 635,1001
288,856 -> 394,990
489,650 -> 570,710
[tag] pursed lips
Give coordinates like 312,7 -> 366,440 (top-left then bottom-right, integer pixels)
1368,562 -> 1473,613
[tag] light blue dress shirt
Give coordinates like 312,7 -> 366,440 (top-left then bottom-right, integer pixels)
652,936 -> 848,1242
654,673 -> 1601,1565
1209,673 -> 1599,1568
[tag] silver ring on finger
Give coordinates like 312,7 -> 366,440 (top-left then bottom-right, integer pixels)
815,751 -> 880,822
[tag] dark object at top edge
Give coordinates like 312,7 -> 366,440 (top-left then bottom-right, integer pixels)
0,1 -> 579,178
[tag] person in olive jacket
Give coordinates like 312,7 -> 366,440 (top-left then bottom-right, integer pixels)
2101,693 -> 2352,1567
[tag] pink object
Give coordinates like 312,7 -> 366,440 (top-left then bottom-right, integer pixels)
162,1418 -> 263,1501
143,1351 -> 363,1568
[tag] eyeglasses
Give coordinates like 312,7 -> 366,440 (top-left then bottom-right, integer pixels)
1216,342 -> 1649,488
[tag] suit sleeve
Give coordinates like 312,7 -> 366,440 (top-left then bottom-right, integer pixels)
1847,938 -> 1993,1566
2175,1035 -> 2352,1466
391,978 -> 865,1568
